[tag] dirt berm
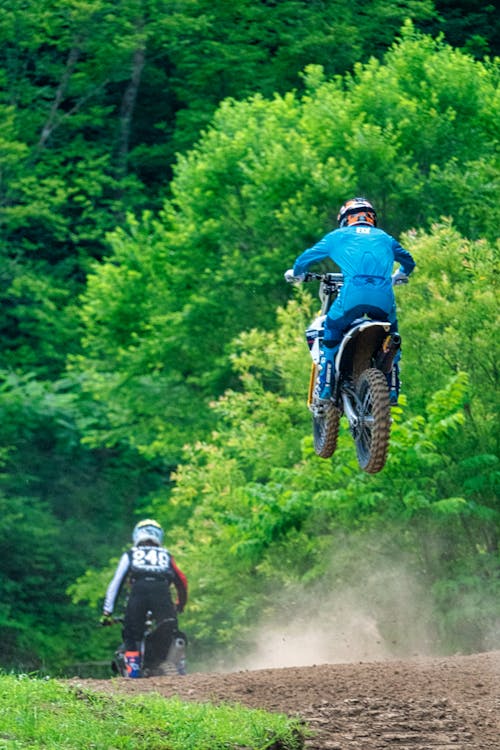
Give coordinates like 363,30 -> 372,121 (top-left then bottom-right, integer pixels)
75,650 -> 499,749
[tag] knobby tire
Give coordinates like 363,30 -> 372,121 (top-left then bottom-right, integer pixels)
354,368 -> 391,474
312,404 -> 341,459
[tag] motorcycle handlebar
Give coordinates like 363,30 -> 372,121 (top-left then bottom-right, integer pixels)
304,272 -> 344,283
99,613 -> 178,629
98,615 -> 124,627
303,272 -> 409,287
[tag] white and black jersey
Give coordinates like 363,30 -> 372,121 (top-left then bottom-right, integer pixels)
104,545 -> 188,615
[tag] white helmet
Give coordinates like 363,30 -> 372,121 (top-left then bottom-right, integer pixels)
132,519 -> 164,546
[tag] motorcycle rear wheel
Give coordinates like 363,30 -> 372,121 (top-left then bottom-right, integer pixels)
354,368 -> 391,473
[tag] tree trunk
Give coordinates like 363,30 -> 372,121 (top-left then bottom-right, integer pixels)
116,38 -> 146,181
38,43 -> 82,149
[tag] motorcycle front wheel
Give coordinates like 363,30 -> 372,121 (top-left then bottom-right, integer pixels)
312,403 -> 341,458
309,362 -> 340,459
112,648 -> 127,677
354,368 -> 391,474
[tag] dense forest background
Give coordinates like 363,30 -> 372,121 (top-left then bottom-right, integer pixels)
0,0 -> 498,673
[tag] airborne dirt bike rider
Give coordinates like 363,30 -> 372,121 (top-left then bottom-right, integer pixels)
285,198 -> 415,473
287,197 -> 415,404
291,271 -> 408,472
101,519 -> 188,676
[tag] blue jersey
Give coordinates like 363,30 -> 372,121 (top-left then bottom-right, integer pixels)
294,224 -> 415,318
294,224 -> 415,282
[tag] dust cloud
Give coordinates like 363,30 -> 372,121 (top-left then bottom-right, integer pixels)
233,556 -> 440,671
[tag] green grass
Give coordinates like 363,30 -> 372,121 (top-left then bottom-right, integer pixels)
0,675 -> 305,749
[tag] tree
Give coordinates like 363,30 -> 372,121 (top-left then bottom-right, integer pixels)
77,30 -> 499,460
422,0 -> 500,57
156,261 -> 498,659
0,369 -> 165,669
74,221 -> 498,664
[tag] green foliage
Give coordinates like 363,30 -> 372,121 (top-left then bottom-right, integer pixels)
0,265 -> 80,377
0,370 -> 164,670
0,0 -> 440,314
78,32 -> 499,462
400,221 -> 499,433
427,0 -> 500,57
156,0 -> 437,154
123,224 -> 498,663
1,5 -> 499,672
0,1 -> 496,379
431,557 -> 500,652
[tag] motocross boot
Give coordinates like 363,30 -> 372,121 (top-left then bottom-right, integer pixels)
317,343 -> 338,402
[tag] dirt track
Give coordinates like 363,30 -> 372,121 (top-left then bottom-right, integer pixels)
75,651 -> 499,749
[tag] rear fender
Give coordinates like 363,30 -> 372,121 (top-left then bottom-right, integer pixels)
335,321 -> 390,381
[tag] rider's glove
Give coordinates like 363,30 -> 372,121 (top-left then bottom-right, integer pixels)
284,269 -> 304,284
392,269 -> 409,285
100,612 -> 113,627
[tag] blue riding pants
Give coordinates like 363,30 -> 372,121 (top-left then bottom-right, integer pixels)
323,281 -> 397,346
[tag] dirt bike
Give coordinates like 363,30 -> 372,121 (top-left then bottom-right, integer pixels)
108,611 -> 187,678
294,271 -> 406,474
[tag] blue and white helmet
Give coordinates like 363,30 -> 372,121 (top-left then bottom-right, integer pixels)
132,519 -> 164,546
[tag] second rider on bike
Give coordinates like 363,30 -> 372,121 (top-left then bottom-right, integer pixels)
101,518 -> 188,675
